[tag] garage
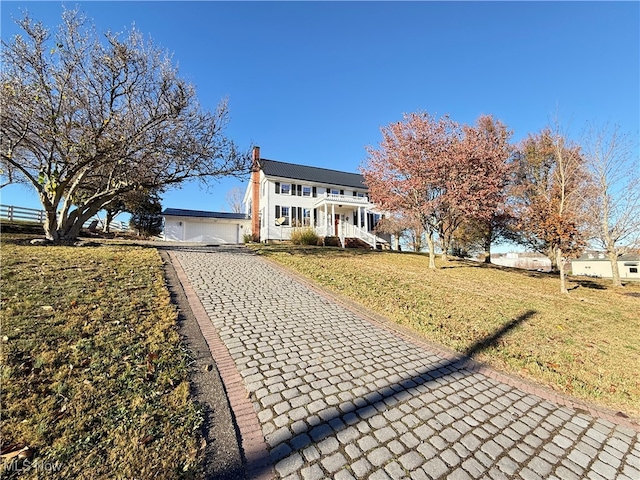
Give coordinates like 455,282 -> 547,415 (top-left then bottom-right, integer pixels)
162,208 -> 250,244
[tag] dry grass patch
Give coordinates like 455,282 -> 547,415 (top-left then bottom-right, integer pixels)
1,237 -> 203,478
251,245 -> 640,419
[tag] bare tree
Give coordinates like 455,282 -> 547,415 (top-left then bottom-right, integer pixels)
1,9 -> 250,241
374,212 -> 422,251
0,164 -> 20,189
583,123 -> 640,287
225,186 -> 244,214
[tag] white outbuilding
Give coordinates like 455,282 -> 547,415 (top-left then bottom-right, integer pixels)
571,251 -> 640,280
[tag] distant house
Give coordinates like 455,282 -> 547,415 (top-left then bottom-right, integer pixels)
490,252 -> 552,271
571,251 -> 640,279
243,147 -> 390,248
161,208 -> 250,244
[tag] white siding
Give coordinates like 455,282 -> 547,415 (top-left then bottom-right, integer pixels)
571,260 -> 640,279
257,176 -> 371,241
164,218 -> 184,241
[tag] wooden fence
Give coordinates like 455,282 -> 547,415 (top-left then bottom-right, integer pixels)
0,205 -> 129,232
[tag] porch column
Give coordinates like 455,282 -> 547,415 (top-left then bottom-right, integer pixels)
324,203 -> 328,236
331,204 -> 335,236
365,208 -> 369,232
358,206 -> 362,229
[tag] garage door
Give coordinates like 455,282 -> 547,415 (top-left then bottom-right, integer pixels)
184,220 -> 238,243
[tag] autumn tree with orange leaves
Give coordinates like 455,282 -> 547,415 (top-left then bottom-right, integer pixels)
362,112 -> 513,268
440,115 -> 513,262
362,112 -> 455,268
513,126 -> 590,293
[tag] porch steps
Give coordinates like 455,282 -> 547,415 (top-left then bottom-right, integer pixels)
322,236 -> 342,247
344,237 -> 374,250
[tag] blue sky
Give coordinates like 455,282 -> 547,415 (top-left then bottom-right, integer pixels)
2,1 -> 639,218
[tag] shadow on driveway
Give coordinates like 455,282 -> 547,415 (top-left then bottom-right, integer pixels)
245,309 -> 537,478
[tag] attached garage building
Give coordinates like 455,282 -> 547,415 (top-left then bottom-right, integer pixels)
162,208 -> 250,244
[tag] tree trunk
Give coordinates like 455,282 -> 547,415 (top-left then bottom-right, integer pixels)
548,246 -> 559,272
42,202 -> 106,243
414,230 -> 423,252
608,251 -> 623,287
440,232 -> 451,263
557,248 -> 568,294
426,231 -> 437,269
483,237 -> 492,263
63,217 -> 87,240
43,206 -> 61,242
103,210 -> 114,233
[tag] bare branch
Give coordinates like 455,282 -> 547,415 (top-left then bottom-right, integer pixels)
1,9 -> 250,241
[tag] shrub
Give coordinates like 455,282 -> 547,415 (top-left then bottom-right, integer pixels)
290,227 -> 319,245
243,233 -> 253,243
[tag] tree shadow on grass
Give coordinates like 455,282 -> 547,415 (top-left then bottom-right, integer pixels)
568,279 -> 607,290
242,310 -> 537,478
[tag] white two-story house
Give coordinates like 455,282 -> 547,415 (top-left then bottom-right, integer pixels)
243,147 -> 390,249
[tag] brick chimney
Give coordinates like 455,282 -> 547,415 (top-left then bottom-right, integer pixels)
251,146 -> 261,242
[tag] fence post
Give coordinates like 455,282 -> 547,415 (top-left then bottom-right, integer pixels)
8,205 -> 13,221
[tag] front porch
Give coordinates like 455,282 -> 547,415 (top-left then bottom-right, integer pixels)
313,193 -> 389,249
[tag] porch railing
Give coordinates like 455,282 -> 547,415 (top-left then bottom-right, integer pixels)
315,222 -> 387,249
313,192 -> 370,208
349,224 -> 388,249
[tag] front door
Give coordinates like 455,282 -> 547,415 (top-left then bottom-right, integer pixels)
334,214 -> 340,236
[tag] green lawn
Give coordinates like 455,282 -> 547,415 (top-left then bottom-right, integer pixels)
251,244 -> 640,419
1,237 -> 203,478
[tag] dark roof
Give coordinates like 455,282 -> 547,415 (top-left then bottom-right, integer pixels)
574,251 -> 640,262
162,208 -> 249,220
259,158 -> 367,190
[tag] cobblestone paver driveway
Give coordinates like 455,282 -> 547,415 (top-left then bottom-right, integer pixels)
172,247 -> 639,480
